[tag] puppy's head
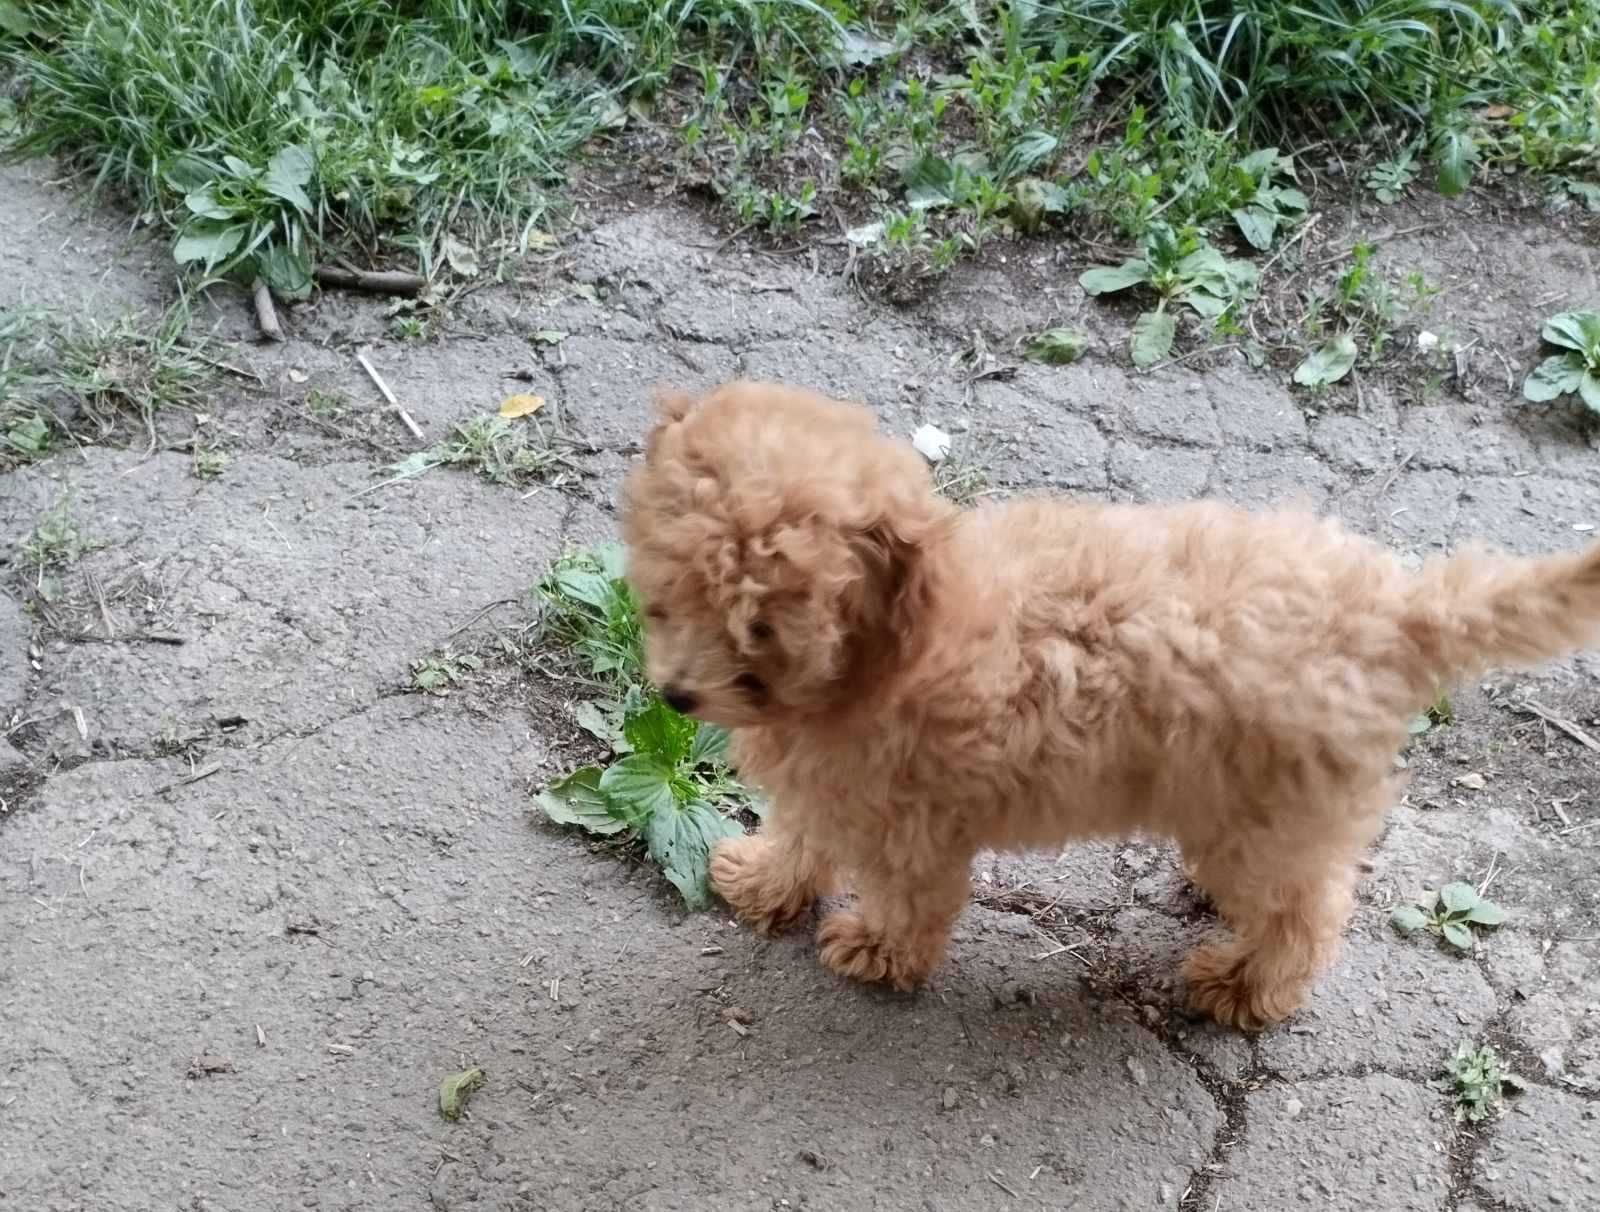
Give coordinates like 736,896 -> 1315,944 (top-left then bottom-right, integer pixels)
621,382 -> 951,727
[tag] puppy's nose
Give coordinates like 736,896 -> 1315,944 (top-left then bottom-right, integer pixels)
662,686 -> 698,714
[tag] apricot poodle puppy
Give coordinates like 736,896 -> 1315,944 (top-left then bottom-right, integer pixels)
620,381 -> 1600,1030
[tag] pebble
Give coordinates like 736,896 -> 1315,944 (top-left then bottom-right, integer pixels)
941,1086 -> 959,1111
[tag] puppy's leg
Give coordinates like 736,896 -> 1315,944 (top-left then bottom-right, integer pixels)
709,821 -> 831,936
817,857 -> 972,992
1180,793 -> 1386,1031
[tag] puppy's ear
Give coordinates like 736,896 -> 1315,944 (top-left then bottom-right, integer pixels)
653,386 -> 697,424
845,511 -> 929,640
643,386 -> 698,460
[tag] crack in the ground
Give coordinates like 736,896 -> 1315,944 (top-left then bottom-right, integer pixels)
1177,1051 -> 1260,1212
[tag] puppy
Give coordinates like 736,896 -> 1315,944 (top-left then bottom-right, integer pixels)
620,381 -> 1600,1030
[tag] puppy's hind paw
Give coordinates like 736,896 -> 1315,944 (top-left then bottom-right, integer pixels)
707,835 -> 813,936
817,910 -> 932,993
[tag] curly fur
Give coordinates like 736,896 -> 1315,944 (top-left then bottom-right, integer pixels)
621,381 -> 1600,1030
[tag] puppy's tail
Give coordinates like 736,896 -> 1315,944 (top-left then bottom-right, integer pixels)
1402,540 -> 1600,685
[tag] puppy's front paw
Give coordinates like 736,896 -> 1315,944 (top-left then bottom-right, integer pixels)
816,910 -> 931,993
708,835 -> 812,935
1183,939 -> 1306,1032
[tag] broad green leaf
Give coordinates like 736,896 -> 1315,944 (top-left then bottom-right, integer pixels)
1129,309 -> 1175,369
1441,920 -> 1475,951
1541,310 -> 1600,360
0,1 -> 37,35
264,145 -> 315,214
1080,260 -> 1150,295
1522,353 -> 1586,402
548,567 -> 616,611
1024,327 -> 1090,365
1390,904 -> 1430,935
258,246 -> 314,301
595,542 -> 628,581
1580,372 -> 1600,415
1235,147 -> 1280,176
572,700 -> 622,748
1434,129 -> 1477,197
1273,186 -> 1310,213
1407,713 -> 1433,736
689,721 -> 731,766
1294,334 -> 1359,387
535,767 -> 628,835
997,129 -> 1058,180
1183,289 -> 1229,320
183,187 -> 235,220
1232,205 -> 1276,251
3,413 -> 50,457
1466,900 -> 1507,927
1440,881 -> 1479,914
163,153 -> 221,194
221,155 -> 259,183
443,235 -> 479,278
386,449 -> 442,479
623,697 -> 696,765
901,152 -> 956,209
1176,245 -> 1229,277
174,222 -> 246,271
824,28 -> 898,69
599,753 -> 678,827
645,798 -> 743,909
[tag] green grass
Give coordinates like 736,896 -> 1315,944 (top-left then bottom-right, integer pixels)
5,1 -> 1600,382
0,301 -> 210,465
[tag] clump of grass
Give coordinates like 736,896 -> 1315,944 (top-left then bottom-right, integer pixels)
21,495 -> 95,600
54,304 -> 209,448
1441,1040 -> 1523,1123
530,542 -> 758,909
3,0 -> 611,292
387,415 -> 564,488
1,308 -> 54,464
1031,2 -> 1491,148
410,649 -> 484,695
535,544 -> 644,684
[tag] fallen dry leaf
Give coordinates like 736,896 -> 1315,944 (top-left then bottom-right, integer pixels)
1480,104 -> 1515,121
438,1067 -> 486,1121
288,368 -> 309,384
498,393 -> 545,419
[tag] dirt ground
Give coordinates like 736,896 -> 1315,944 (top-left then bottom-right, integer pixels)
2,159 -> 1598,1212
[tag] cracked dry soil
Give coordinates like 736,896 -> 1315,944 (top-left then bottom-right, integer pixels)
2,160 -> 1598,1211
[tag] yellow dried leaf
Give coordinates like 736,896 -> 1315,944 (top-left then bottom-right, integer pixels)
498,393 -> 545,419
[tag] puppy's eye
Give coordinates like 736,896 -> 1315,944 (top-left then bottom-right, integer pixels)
749,620 -> 773,642
645,605 -> 667,623
734,672 -> 768,698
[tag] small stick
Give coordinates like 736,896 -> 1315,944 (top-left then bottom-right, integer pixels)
986,1173 -> 1021,1198
356,351 -> 426,442
251,279 -> 285,343
1518,700 -> 1600,754
148,761 -> 222,799
314,266 -> 427,297
1375,450 -> 1417,499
